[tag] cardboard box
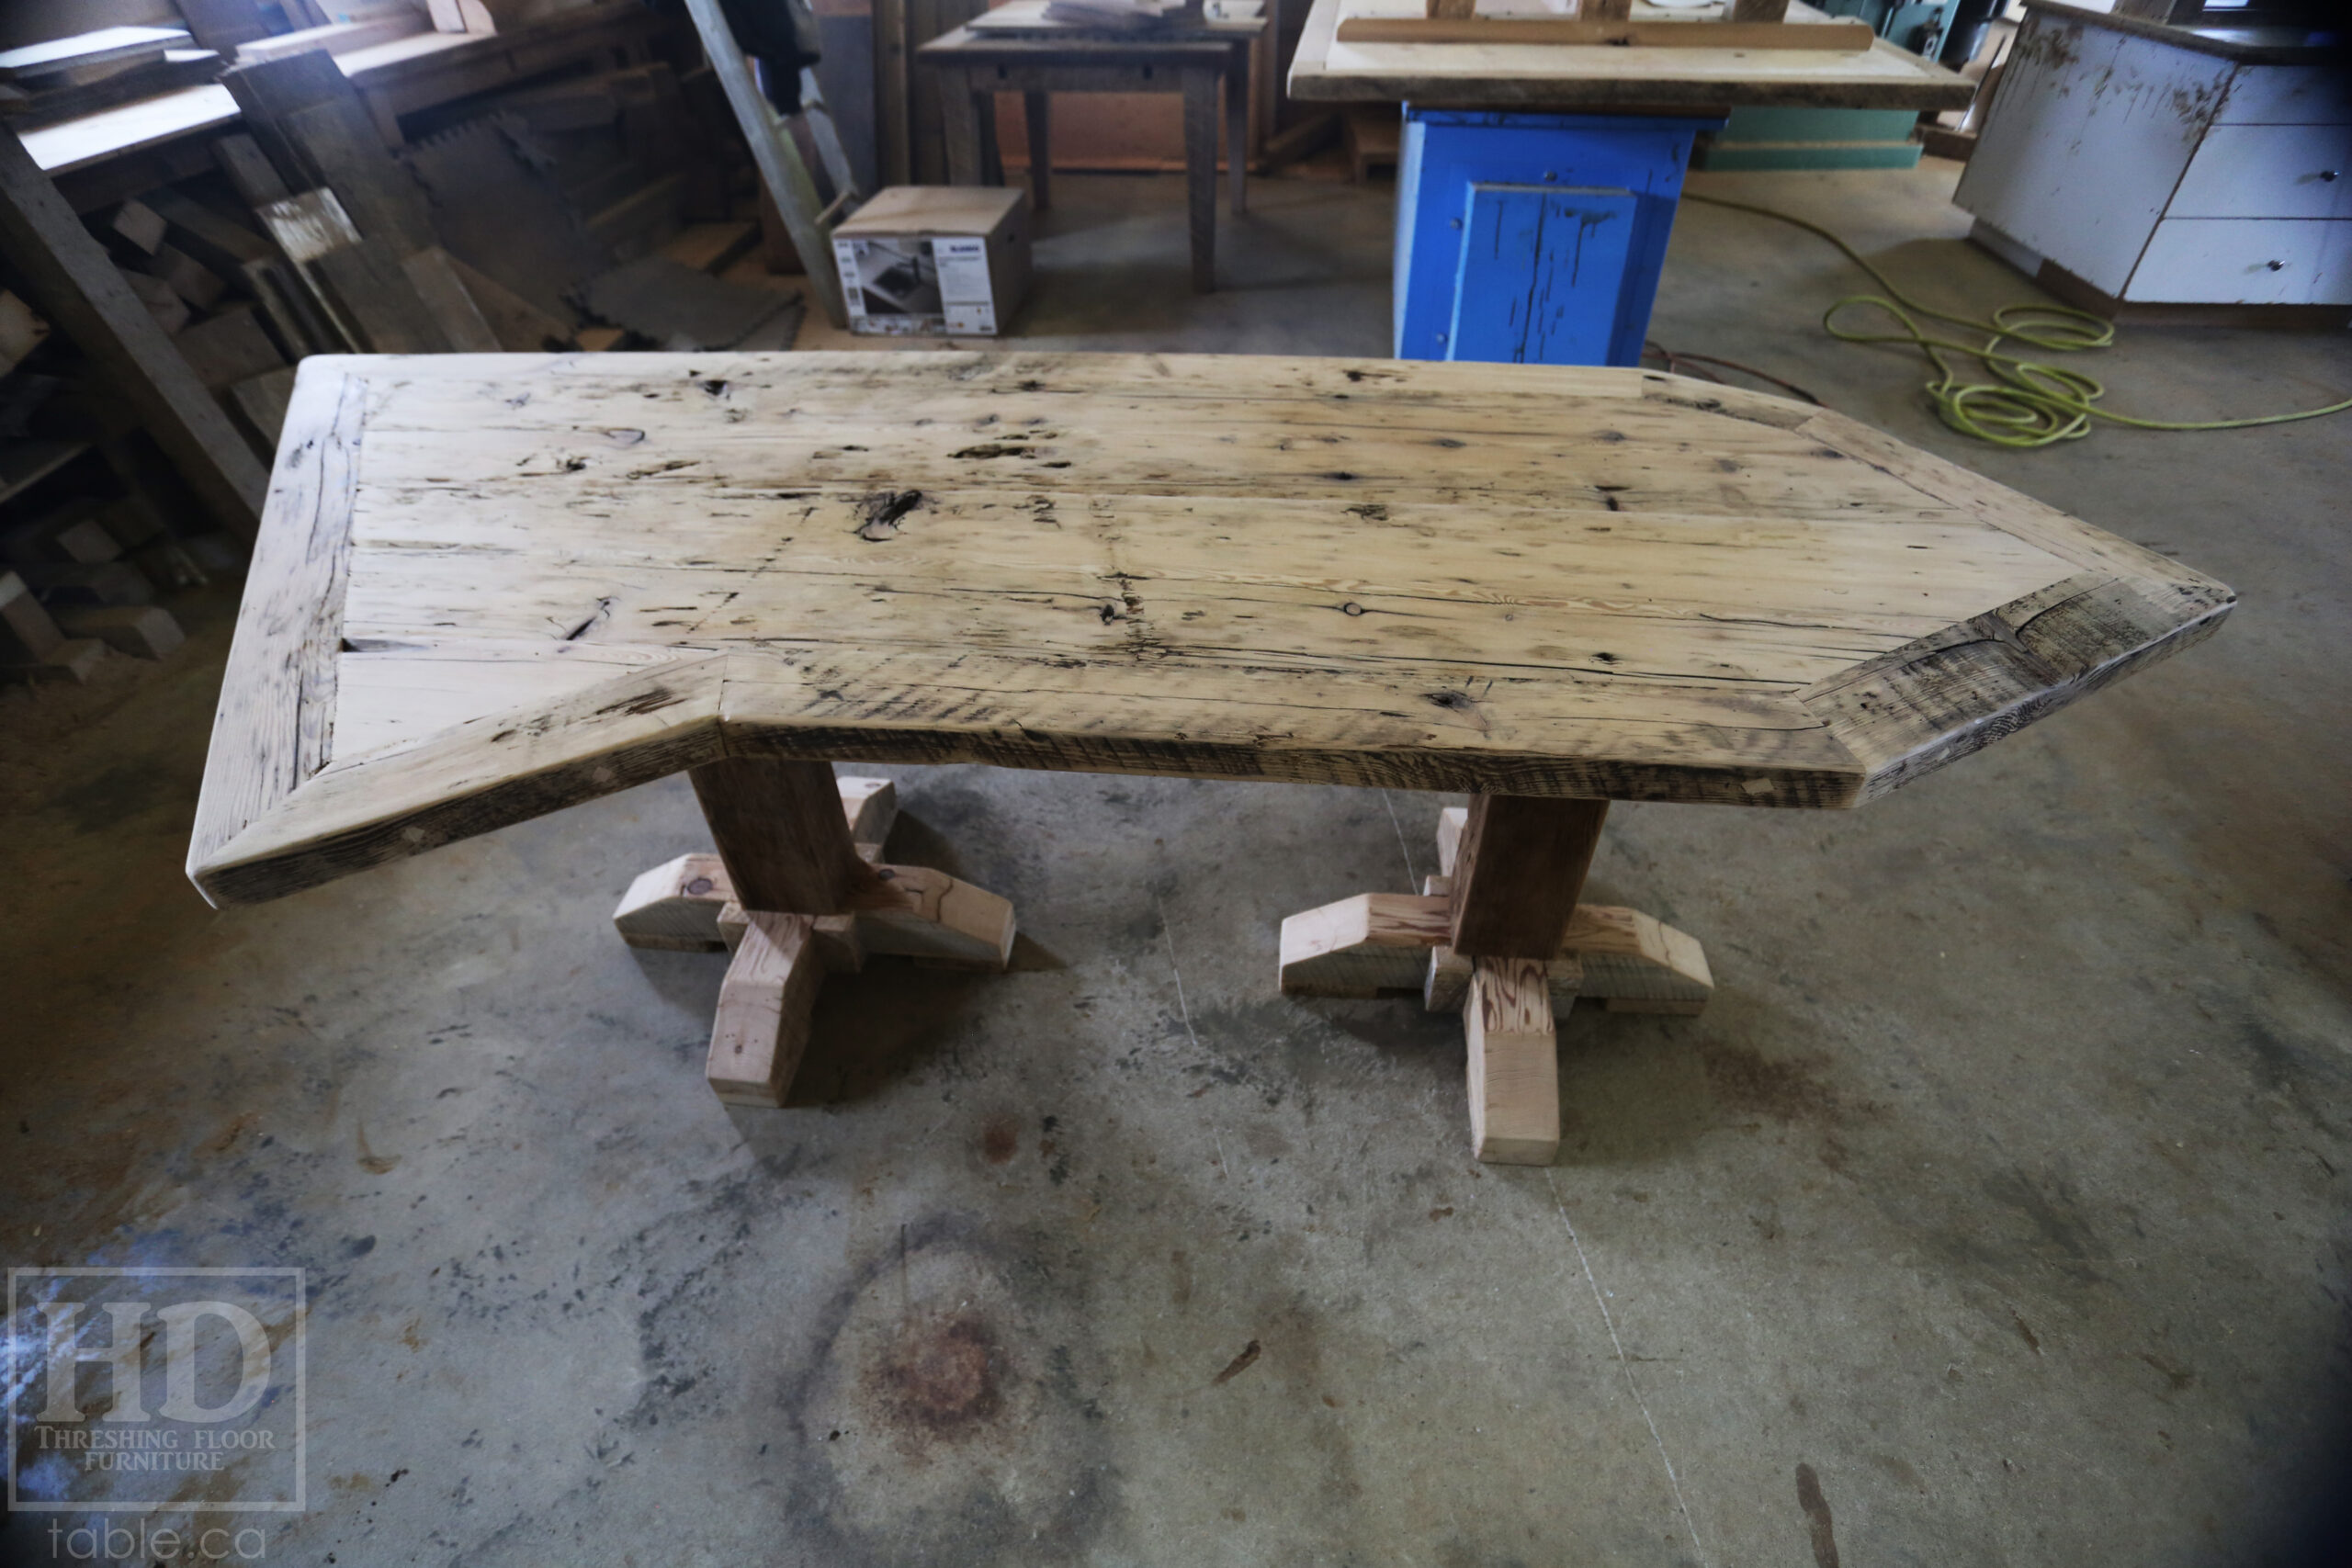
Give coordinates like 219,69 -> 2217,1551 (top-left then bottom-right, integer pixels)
832,186 -> 1032,336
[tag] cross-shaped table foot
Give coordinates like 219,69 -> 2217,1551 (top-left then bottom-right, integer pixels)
1279,802 -> 1712,1166
609,766 -> 1017,1108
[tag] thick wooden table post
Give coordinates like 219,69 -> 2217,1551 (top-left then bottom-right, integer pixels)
1182,64 -> 1219,292
1449,794 -> 1610,1164
1023,90 -> 1052,211
688,755 -> 877,914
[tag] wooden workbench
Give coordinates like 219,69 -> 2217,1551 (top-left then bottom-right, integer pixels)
1288,0 -> 1974,109
187,351 -> 2230,1161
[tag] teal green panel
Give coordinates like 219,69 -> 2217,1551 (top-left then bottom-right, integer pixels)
1714,107 -> 1925,144
1690,141 -> 1926,172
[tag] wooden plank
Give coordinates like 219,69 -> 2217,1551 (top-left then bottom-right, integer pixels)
612,776 -> 898,949
0,28 -> 189,83
223,51 -> 436,251
707,911 -> 824,1104
856,863 -> 1015,967
1333,17 -> 1875,50
312,240 -> 449,352
441,253 -> 574,351
227,365 -> 299,449
1182,63 -> 1218,291
688,756 -> 880,915
1465,955 -> 1561,1164
1278,892 -> 1453,995
1731,0 -> 1792,19
236,15 -> 431,64
400,246 -> 501,353
1449,794 -> 1606,958
187,366 -> 368,897
0,125 -> 264,539
174,302 -> 284,389
1288,0 -> 1975,111
614,852 -> 733,950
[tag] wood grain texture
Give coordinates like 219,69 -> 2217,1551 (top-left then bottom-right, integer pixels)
707,910 -> 823,1105
1335,17 -> 1874,49
1288,0 -> 1976,109
1449,793 -> 1607,957
689,755 -> 879,914
1465,955 -> 1562,1164
187,351 -> 2231,907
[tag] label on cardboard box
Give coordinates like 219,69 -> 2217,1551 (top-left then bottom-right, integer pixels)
834,235 -> 999,336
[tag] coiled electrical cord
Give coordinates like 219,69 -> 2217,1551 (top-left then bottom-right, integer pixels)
1681,190 -> 2352,448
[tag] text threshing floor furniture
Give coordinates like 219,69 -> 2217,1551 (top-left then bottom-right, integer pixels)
187,351 -> 2231,1162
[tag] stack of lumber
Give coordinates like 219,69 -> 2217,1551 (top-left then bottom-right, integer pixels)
0,28 -> 226,132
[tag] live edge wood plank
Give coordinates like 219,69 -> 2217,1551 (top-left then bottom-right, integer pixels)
188,352 -> 2231,909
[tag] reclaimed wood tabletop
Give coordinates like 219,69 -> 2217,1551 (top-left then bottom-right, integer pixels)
187,350 -> 2230,908
1287,0 -> 1977,109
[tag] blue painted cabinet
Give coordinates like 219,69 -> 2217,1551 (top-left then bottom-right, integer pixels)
1394,108 -> 1722,367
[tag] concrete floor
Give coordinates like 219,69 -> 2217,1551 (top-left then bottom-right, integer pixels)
5,164 -> 2349,1567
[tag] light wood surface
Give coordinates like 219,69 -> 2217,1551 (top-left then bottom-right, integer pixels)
1290,0 -> 1976,108
1336,17 -> 1876,49
189,350 -> 2230,907
1465,955 -> 1563,1164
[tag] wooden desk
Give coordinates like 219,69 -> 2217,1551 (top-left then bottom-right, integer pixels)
188,351 -> 2231,1162
918,18 -> 1264,291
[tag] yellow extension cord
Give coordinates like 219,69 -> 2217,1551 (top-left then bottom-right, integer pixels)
1679,190 -> 2352,448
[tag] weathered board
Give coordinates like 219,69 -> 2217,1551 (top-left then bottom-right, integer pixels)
187,350 -> 2230,906
1290,0 -> 1974,109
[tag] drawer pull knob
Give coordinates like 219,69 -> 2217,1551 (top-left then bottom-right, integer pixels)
2267,259 -> 2286,271
2322,170 -> 2341,183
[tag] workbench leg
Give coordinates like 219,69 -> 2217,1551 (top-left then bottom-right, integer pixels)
939,69 -> 988,186
1023,91 -> 1052,212
1182,66 -> 1218,292
1225,53 -> 1248,216
1276,801 -> 1709,1165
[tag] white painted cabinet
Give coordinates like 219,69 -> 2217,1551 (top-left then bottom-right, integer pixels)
1953,1 -> 2351,309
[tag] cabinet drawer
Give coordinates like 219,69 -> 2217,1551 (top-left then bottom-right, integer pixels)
2126,218 -> 2352,304
2172,125 -> 2352,220
2218,64 -> 2352,127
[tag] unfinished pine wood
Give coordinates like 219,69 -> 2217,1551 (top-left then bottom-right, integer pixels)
1279,888 -> 1711,1011
613,775 -> 899,949
1465,955 -> 1562,1164
707,910 -> 824,1104
1335,16 -> 1874,49
1289,0 -> 1974,110
1449,794 -> 1607,958
857,864 -> 1017,968
188,351 -> 2229,907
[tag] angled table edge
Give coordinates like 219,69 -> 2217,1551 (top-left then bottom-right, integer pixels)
186,352 -> 2233,909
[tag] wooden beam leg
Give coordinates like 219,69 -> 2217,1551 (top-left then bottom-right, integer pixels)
1023,91 -> 1052,212
1182,66 -> 1218,293
707,911 -> 824,1106
688,756 -> 878,916
1224,55 -> 1248,215
939,70 -> 986,185
1466,956 -> 1564,1164
1449,793 -> 1609,958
